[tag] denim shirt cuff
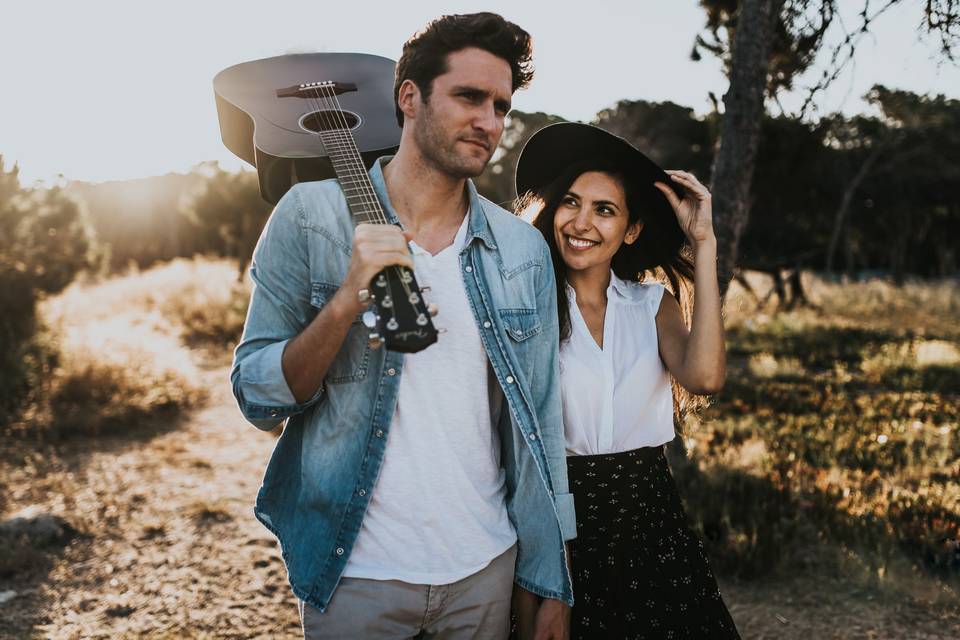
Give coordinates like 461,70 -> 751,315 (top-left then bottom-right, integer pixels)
238,340 -> 324,419
555,492 -> 577,541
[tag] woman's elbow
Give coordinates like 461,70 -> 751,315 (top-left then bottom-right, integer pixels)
683,367 -> 726,395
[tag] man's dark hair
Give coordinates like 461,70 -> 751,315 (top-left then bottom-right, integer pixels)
393,12 -> 534,126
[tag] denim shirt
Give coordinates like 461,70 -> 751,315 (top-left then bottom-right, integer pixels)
231,157 -> 576,612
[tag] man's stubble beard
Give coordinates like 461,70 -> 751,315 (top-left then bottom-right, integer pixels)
413,100 -> 492,180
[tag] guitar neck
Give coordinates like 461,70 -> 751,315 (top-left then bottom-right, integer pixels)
318,129 -> 388,226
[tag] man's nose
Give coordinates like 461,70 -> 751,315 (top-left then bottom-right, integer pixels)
472,103 -> 500,136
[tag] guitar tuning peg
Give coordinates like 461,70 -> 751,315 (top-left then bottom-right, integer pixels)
420,287 -> 431,294
368,333 -> 384,349
427,303 -> 439,317
437,328 -> 448,335
361,310 -> 378,330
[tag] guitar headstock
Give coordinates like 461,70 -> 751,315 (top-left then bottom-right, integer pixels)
360,266 -> 438,353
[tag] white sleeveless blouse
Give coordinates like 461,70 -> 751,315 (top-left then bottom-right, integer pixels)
560,274 -> 675,456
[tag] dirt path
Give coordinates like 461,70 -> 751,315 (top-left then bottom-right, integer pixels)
3,364 -> 959,639
2,364 -> 301,639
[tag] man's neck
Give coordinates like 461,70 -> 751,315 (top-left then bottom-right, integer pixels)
382,145 -> 470,255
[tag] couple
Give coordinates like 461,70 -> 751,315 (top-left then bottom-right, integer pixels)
231,12 -> 739,640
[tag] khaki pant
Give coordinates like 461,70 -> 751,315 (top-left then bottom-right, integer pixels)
299,544 -> 517,639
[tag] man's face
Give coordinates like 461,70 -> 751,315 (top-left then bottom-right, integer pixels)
411,47 -> 513,179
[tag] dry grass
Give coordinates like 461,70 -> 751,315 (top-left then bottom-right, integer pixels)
4,260 -> 235,443
675,270 -> 960,611
2,261 -> 957,638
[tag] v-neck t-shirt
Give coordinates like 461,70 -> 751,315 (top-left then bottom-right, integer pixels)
341,212 -> 516,584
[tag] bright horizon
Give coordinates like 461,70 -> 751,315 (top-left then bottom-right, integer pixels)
3,0 -> 959,185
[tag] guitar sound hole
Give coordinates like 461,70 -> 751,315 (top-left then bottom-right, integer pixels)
299,110 -> 361,133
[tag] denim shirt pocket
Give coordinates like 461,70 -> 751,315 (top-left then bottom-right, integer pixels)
310,282 -> 371,384
499,308 -> 542,342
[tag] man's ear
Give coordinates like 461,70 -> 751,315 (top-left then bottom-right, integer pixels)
624,220 -> 643,245
397,79 -> 421,122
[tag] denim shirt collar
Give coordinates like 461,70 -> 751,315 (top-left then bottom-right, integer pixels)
368,156 -> 498,252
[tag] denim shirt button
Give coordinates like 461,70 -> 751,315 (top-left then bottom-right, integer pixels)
269,409 -> 278,417
465,265 -> 473,273
358,489 -> 366,497
483,321 -> 491,329
387,368 -> 397,376
506,375 -> 515,384
529,433 -> 537,441
335,547 -> 344,556
375,429 -> 384,438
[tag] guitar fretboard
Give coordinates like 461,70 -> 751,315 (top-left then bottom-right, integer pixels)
319,129 -> 387,226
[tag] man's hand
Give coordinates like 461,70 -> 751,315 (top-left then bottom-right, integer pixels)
533,598 -> 570,640
336,223 -> 415,317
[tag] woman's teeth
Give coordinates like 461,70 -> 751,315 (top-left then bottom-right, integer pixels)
566,236 -> 598,249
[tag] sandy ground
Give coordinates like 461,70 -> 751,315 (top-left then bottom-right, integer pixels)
2,363 -> 959,639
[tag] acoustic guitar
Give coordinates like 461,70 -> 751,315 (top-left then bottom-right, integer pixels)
214,53 -> 437,353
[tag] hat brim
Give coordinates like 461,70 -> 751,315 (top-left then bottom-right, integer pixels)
515,122 -> 686,270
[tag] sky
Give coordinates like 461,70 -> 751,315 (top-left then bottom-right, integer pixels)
2,0 -> 958,185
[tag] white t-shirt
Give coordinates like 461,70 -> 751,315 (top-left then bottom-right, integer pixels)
560,274 -> 675,456
342,213 -> 516,584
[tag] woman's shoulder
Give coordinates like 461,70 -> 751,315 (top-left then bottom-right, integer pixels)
610,276 -> 666,310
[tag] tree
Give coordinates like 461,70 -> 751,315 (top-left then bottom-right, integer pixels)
181,163 -> 272,278
0,156 -> 95,423
694,0 -> 960,293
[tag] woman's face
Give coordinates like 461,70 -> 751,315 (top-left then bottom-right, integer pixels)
552,171 -> 641,276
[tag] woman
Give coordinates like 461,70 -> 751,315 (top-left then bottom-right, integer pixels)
514,123 -> 739,639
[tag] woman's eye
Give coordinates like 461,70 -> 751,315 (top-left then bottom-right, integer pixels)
597,206 -> 614,215
562,196 -> 578,207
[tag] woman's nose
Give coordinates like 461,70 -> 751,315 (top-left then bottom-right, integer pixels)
571,208 -> 592,232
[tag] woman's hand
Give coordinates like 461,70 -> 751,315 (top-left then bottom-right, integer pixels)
654,170 -> 715,248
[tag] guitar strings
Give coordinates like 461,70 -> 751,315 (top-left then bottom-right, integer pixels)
318,84 -> 386,224
308,87 -> 383,225
307,83 -> 419,313
318,83 -> 420,307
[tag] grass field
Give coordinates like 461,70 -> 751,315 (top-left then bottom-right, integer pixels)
0,259 -> 957,638
675,272 -> 960,616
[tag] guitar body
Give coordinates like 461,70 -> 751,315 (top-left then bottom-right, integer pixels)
213,53 -> 400,204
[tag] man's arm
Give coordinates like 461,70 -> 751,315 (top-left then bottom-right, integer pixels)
281,224 -> 414,402
529,238 -> 574,640
230,186 -> 413,428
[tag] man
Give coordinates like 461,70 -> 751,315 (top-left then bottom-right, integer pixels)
231,13 -> 574,639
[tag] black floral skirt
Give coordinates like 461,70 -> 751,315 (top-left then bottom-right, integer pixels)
567,446 -> 740,640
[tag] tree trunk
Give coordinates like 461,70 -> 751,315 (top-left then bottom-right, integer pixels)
825,144 -> 884,273
709,0 -> 784,296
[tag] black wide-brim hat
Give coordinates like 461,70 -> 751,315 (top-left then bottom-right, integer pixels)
515,122 -> 686,271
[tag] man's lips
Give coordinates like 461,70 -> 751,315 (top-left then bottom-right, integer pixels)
461,138 -> 490,152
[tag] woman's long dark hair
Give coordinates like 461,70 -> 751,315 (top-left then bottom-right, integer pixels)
519,158 -> 703,425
